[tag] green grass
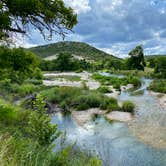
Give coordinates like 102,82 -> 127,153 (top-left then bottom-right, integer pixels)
122,101 -> 135,113
40,86 -> 119,111
0,78 -> 47,101
92,73 -> 141,90
148,79 -> 166,93
112,68 -> 154,78
97,86 -> 113,93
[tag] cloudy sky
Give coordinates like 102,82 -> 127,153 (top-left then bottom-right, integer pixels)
23,0 -> 166,58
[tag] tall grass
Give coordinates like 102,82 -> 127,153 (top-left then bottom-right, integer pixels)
40,86 -> 119,111
148,79 -> 166,93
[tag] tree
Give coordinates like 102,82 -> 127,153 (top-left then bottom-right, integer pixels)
0,0 -> 77,41
103,58 -> 125,70
55,52 -> 73,71
0,46 -> 42,82
126,45 -> 146,71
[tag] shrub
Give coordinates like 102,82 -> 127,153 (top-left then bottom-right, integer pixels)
122,101 -> 135,113
0,78 -> 12,92
97,86 -> 112,93
127,76 -> 141,87
13,83 -> 36,96
148,79 -> 166,93
27,95 -> 61,146
100,97 -> 119,110
92,73 -> 141,90
73,93 -> 101,110
40,87 -> 119,111
0,100 -> 17,124
0,99 -> 29,127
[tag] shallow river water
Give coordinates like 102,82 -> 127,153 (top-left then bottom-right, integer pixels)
52,75 -> 166,166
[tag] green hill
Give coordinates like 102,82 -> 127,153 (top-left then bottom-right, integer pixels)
145,55 -> 166,59
29,41 -> 119,61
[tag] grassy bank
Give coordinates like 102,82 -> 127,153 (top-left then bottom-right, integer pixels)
148,79 -> 166,93
40,86 -> 120,111
92,73 -> 141,90
112,68 -> 154,78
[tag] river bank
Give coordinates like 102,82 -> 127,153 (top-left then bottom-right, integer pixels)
150,91 -> 166,111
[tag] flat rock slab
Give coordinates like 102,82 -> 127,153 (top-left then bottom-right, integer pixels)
43,80 -> 82,87
71,108 -> 104,126
150,91 -> 166,111
105,111 -> 132,122
121,84 -> 134,91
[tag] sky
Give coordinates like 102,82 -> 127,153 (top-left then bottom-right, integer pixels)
21,0 -> 166,58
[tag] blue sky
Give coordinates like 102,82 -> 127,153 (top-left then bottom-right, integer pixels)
23,0 -> 166,58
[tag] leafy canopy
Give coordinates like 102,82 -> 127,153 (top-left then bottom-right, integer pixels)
0,46 -> 42,83
0,0 -> 77,40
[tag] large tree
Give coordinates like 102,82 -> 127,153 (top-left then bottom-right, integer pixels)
126,45 -> 146,71
0,0 -> 77,41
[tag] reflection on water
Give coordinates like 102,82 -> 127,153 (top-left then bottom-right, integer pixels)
52,76 -> 166,166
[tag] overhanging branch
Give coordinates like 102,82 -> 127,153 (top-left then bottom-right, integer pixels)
9,28 -> 26,34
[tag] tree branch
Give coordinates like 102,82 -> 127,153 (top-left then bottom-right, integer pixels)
9,28 -> 26,34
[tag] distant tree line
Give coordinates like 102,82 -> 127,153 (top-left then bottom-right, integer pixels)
40,53 -> 93,72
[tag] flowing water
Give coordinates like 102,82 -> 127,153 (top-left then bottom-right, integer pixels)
52,75 -> 166,166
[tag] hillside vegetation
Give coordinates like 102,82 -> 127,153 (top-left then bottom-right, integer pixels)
29,41 -> 119,61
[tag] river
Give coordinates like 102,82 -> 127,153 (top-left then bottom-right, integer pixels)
52,75 -> 166,166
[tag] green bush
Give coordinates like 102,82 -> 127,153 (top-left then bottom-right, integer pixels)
92,73 -> 141,90
0,78 -> 12,91
148,79 -> 166,93
73,93 -> 101,110
13,83 -> 36,96
27,95 -> 61,146
0,47 -> 42,84
0,99 -> 29,127
97,86 -> 112,93
40,86 -> 119,111
100,97 -> 119,110
127,76 -> 141,87
0,100 -> 17,124
122,101 -> 135,113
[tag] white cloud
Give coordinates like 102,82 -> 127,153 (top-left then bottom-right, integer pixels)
64,0 -> 91,14
97,0 -> 123,11
99,43 -> 130,59
96,0 -> 126,17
